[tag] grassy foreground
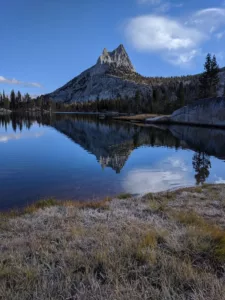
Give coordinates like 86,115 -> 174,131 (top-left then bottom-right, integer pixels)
1,185 -> 225,300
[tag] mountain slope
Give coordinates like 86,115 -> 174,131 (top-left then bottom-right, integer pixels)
46,45 -> 152,103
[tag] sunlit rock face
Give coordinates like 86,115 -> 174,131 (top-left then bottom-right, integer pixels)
170,97 -> 225,126
46,44 -> 152,102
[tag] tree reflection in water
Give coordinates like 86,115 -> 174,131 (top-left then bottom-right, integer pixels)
192,152 -> 211,185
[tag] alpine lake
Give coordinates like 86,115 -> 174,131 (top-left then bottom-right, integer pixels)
1,113 -> 225,210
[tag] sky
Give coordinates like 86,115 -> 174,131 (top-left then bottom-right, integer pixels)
1,0 -> 225,96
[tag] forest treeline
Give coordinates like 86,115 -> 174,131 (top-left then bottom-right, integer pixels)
0,90 -> 56,111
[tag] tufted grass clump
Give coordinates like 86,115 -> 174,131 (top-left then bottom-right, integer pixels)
117,193 -> 132,199
24,198 -> 59,214
174,210 -> 206,227
173,210 -> 225,263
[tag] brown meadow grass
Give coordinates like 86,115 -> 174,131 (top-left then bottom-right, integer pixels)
1,185 -> 225,299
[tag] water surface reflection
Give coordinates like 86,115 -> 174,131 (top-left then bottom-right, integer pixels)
0,113 -> 224,209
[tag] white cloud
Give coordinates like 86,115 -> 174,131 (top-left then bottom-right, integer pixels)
0,76 -> 42,88
125,15 -> 206,66
125,6 -> 225,66
126,16 -> 205,51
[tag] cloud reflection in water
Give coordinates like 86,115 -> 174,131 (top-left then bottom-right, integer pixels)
0,132 -> 44,143
123,156 -> 194,194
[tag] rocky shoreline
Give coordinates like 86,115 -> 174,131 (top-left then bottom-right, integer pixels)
146,97 -> 225,127
1,184 -> 225,299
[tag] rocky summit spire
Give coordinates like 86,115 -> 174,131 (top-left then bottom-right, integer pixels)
97,44 -> 135,72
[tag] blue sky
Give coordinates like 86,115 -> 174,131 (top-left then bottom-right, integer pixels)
1,0 -> 225,96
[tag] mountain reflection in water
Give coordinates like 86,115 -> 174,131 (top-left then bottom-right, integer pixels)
0,113 -> 224,209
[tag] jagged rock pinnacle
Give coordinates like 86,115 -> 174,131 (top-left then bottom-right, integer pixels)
97,44 -> 135,72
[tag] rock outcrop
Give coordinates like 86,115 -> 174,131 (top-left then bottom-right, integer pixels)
146,97 -> 225,127
170,97 -> 225,126
46,44 -> 152,103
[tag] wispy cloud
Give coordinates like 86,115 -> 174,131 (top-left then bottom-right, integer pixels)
0,76 -> 42,88
138,0 -> 161,4
186,8 -> 225,33
138,0 -> 183,13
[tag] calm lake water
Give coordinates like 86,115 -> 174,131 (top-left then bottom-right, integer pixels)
0,113 -> 225,210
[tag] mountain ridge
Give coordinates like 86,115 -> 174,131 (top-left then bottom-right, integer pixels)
45,44 -> 225,104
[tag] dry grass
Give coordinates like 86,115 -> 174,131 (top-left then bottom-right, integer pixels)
1,185 -> 225,300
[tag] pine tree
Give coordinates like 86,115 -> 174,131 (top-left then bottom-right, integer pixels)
16,91 -> 22,109
192,152 -> 211,185
211,55 -> 220,97
199,54 -> 220,98
152,88 -> 162,113
0,93 -> 2,108
10,90 -> 16,110
177,82 -> 185,107
36,96 -> 43,108
24,93 -> 31,103
4,97 -> 10,110
134,90 -> 141,113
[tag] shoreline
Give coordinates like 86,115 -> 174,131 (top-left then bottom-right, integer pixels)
114,113 -> 225,129
1,184 -> 225,299
7,110 -> 225,129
